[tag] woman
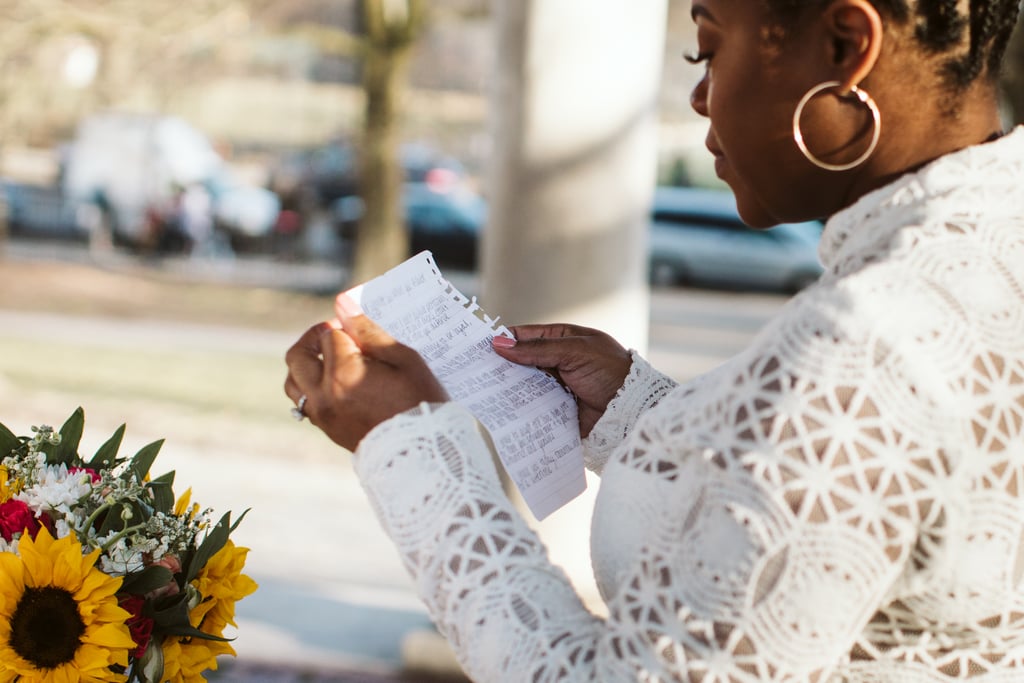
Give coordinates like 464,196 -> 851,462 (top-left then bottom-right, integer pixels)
285,0 -> 1024,680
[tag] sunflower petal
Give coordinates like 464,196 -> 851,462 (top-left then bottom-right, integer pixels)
81,622 -> 137,649
0,554 -> 24,616
173,487 -> 193,516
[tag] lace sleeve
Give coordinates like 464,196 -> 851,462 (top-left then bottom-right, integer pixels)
353,403 -> 605,677
582,351 -> 678,475
353,361 -> 931,682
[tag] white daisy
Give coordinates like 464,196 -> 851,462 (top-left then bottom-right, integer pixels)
16,463 -> 95,517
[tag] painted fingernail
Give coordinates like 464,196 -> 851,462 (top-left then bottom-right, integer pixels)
492,335 -> 516,349
336,293 -> 364,318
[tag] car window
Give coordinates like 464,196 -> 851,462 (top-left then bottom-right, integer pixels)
652,208 -> 794,243
411,205 -> 450,232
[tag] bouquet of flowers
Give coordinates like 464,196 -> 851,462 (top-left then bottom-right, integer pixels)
0,408 -> 256,683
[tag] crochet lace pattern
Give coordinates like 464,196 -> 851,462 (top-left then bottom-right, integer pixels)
354,127 -> 1024,682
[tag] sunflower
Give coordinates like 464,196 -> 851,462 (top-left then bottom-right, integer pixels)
0,528 -> 136,683
160,540 -> 257,683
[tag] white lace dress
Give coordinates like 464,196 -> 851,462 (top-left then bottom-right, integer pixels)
353,127 -> 1024,682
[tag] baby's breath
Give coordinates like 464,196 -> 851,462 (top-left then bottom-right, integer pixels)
28,424 -> 61,452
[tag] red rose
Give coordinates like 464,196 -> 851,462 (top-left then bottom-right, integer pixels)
69,466 -> 102,483
119,595 -> 156,659
0,499 -> 41,541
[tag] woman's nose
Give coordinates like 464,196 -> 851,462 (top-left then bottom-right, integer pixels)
690,76 -> 709,117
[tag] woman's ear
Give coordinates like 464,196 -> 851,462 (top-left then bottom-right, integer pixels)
822,0 -> 883,92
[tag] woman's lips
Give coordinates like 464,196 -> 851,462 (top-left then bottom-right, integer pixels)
712,152 -> 727,179
706,140 -> 726,178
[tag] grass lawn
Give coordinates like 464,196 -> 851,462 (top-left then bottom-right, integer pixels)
0,255 -> 341,460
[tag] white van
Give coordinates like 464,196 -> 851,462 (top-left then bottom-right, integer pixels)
62,113 -> 279,247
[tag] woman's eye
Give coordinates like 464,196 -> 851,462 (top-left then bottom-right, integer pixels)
683,50 -> 713,66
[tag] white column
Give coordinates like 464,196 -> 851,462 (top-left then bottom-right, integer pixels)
482,0 -> 667,609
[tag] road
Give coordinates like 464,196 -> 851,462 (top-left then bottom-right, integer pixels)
648,286 -> 786,382
0,242 -> 789,681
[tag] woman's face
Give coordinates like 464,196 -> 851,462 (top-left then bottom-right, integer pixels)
689,0 -> 845,226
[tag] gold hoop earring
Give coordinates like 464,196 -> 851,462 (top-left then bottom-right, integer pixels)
792,80 -> 881,172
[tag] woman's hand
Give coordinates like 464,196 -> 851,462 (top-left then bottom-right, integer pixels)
283,295 -> 449,451
492,324 -> 632,437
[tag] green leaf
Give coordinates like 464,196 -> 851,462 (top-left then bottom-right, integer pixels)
97,503 -> 128,536
230,508 -> 250,534
45,408 -> 85,465
88,423 -> 126,470
185,512 -> 233,582
150,591 -> 188,616
129,440 -> 165,483
147,472 -> 176,514
120,566 -> 174,595
0,421 -> 19,457
160,623 -> 233,642
149,592 -> 231,640
132,498 -> 154,524
97,499 -> 148,537
149,592 -> 191,629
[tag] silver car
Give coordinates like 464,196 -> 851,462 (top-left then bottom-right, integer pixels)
648,187 -> 824,292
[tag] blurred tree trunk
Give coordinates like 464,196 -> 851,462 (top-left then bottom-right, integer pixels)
1002,13 -> 1024,126
350,0 -> 424,284
482,0 -> 667,610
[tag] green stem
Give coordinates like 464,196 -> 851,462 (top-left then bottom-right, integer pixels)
100,522 -> 148,551
80,500 -> 116,535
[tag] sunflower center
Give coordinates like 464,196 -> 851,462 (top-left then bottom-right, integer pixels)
10,586 -> 85,668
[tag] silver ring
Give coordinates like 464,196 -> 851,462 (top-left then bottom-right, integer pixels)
290,394 -> 308,421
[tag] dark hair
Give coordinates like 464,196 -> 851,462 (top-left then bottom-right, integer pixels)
765,0 -> 1021,91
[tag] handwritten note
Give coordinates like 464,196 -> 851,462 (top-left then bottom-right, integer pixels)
347,251 -> 586,520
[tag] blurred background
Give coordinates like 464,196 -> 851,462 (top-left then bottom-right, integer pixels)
0,1 -> 1022,680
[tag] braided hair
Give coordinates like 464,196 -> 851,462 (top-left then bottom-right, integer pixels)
765,0 -> 1021,91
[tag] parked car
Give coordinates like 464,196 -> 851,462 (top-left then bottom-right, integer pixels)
648,186 -> 824,292
0,179 -> 86,240
267,142 -> 357,210
332,181 -> 487,269
268,140 -> 471,211
61,113 -> 280,249
405,182 -> 486,268
204,170 -> 282,240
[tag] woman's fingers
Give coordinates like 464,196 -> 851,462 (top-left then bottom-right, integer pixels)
505,323 -> 603,342
285,321 -> 330,365
492,326 -> 596,372
334,293 -> 420,367
491,322 -> 632,437
340,314 -> 419,367
284,322 -> 334,401
280,298 -> 450,450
